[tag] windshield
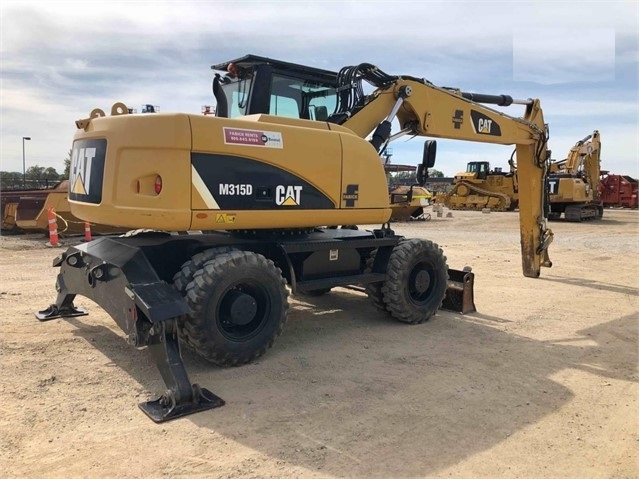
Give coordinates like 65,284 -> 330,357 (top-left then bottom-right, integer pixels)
217,72 -> 337,120
218,77 -> 253,117
270,74 -> 337,120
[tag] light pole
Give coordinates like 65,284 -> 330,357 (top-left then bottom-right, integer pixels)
22,136 -> 31,188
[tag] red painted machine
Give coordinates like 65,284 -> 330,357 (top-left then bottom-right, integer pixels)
599,172 -> 638,208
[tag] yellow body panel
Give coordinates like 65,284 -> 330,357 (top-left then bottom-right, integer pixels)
70,114 -> 193,229
550,178 -> 593,203
70,112 -> 391,231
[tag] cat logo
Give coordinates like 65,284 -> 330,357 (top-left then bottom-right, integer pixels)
69,139 -> 106,204
70,147 -> 97,195
477,118 -> 493,133
275,185 -> 302,206
470,110 -> 502,136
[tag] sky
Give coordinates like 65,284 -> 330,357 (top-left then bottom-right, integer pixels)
1,0 -> 637,178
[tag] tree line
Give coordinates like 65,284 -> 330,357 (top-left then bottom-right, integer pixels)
0,151 -> 71,190
389,168 -> 445,184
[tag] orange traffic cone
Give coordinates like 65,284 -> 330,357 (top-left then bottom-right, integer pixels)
46,207 -> 59,247
84,222 -> 92,242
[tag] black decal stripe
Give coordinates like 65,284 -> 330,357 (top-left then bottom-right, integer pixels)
470,110 -> 502,136
192,153 -> 335,210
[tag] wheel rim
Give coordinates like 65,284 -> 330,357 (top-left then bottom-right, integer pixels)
408,261 -> 435,304
214,280 -> 271,341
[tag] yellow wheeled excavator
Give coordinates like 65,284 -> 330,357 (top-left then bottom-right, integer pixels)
36,54 -> 553,422
443,157 -> 519,211
547,131 -> 603,221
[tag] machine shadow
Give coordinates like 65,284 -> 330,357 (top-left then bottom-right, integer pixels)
64,290 -> 637,478
549,218 -> 633,225
539,275 -> 639,296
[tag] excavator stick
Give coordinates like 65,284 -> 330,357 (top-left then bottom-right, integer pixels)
441,267 -> 476,314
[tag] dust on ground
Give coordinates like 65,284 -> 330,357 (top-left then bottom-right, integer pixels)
1,208 -> 637,478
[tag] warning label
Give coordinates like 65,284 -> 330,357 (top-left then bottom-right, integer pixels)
223,127 -> 283,148
215,213 -> 237,224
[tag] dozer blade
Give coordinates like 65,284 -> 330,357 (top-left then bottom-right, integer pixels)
441,267 -> 476,314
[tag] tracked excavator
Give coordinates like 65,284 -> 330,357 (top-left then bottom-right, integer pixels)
547,131 -> 603,221
443,157 -> 518,211
36,54 -> 553,422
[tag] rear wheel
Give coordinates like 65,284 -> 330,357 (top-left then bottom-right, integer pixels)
172,246 -> 237,346
182,250 -> 288,366
173,246 -> 238,293
382,239 -> 448,324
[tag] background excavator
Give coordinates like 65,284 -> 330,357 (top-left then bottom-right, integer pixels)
442,157 -> 519,211
547,130 -> 603,221
37,54 -> 553,422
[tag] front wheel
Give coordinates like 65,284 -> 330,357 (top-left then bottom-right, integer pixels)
182,250 -> 289,366
364,250 -> 387,313
382,239 -> 448,324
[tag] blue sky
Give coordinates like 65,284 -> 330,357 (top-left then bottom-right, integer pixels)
1,0 -> 637,177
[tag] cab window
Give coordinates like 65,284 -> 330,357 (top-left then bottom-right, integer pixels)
269,74 -> 337,120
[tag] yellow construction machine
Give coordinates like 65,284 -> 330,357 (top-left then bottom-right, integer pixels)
443,157 -> 519,211
37,55 -> 553,422
1,180 -> 124,235
547,131 -> 603,221
384,155 -> 434,221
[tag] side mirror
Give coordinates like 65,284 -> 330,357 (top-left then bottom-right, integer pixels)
423,140 -> 437,168
416,140 -> 437,186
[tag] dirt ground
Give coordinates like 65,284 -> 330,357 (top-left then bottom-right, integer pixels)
1,208 -> 637,479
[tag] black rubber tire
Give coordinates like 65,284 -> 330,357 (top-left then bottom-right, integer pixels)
381,239 -> 448,324
364,250 -> 388,313
182,250 -> 289,366
173,246 -> 238,294
173,246 -> 238,347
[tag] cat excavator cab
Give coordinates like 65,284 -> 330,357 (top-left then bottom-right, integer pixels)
37,54 -> 553,422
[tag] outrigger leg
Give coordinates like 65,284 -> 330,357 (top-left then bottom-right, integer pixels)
37,298 -> 224,422
35,240 -> 225,422
140,320 -> 224,422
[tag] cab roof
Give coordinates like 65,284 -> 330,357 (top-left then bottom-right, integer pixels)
211,54 -> 338,85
